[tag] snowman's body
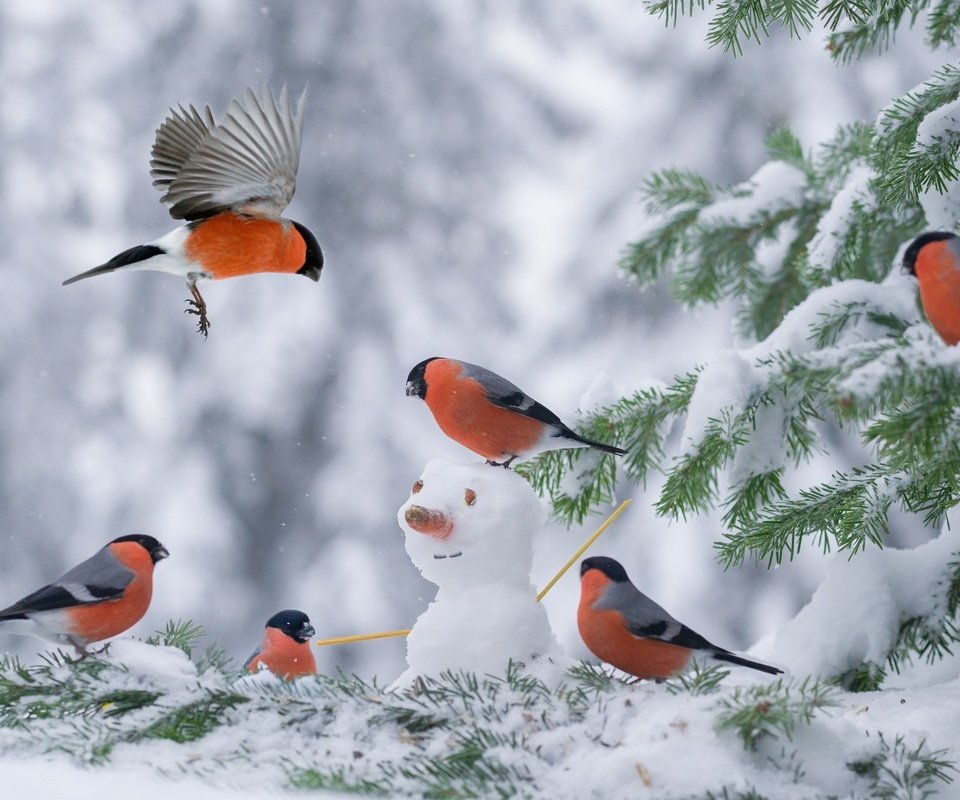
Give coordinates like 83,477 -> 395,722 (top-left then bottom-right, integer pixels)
393,460 -> 568,687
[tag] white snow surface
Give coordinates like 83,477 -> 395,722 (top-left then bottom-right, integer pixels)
0,636 -> 956,798
916,98 -> 960,229
698,160 -> 807,226
756,521 -> 960,680
393,460 -> 569,687
807,163 -> 876,274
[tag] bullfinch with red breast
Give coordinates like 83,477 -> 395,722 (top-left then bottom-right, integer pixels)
405,357 -> 627,467
578,556 -> 782,680
903,231 -> 960,345
62,86 -> 323,337
0,534 -> 169,656
244,609 -> 317,680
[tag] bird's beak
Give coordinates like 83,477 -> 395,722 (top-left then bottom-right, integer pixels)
298,265 -> 322,282
405,381 -> 417,396
155,546 -> 170,561
300,624 -> 316,641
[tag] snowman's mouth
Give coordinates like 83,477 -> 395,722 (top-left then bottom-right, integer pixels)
433,551 -> 463,560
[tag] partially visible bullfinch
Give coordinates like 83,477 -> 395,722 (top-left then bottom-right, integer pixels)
0,534 -> 169,656
405,357 -> 627,467
62,86 -> 323,337
578,557 -> 782,681
244,609 -> 317,680
903,231 -> 960,345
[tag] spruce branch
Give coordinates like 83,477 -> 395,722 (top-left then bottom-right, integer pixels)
848,734 -> 957,800
644,0 -> 947,61
885,555 -> 960,674
128,691 -> 250,744
664,663 -> 731,695
657,406 -> 755,519
874,63 -> 960,207
146,619 -> 205,657
716,466 -> 895,566
824,0 -> 920,63
927,0 -> 960,46
840,660 -> 888,692
714,677 -> 838,750
520,371 -> 698,525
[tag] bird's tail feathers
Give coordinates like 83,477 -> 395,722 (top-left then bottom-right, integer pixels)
563,429 -> 627,456
712,650 -> 784,676
62,244 -> 166,286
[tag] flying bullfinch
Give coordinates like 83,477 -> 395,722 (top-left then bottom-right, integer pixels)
62,86 -> 323,337
244,609 -> 317,680
0,534 -> 169,655
578,557 -> 782,680
903,231 -> 960,345
405,357 -> 627,467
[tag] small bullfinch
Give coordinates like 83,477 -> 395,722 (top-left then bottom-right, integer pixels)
0,534 -> 169,655
244,609 -> 317,680
578,557 -> 782,680
903,231 -> 960,345
62,86 -> 323,337
405,357 -> 627,467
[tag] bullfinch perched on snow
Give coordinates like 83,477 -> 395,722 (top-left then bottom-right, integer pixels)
244,609 -> 317,680
405,357 -> 627,467
0,534 -> 169,655
903,231 -> 960,345
62,86 -> 323,337
578,557 -> 782,680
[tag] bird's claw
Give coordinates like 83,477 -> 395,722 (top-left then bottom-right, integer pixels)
184,298 -> 211,338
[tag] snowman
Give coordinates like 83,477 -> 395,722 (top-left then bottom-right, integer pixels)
392,459 -> 569,688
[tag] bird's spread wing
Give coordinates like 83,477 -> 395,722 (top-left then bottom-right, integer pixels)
150,103 -> 216,206
597,582 -> 718,652
460,362 -> 565,427
0,548 -> 134,618
150,85 -> 305,221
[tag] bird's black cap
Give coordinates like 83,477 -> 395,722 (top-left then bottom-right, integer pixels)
266,609 -> 316,643
110,534 -> 169,564
405,357 -> 440,399
580,556 -> 630,583
903,231 -> 956,276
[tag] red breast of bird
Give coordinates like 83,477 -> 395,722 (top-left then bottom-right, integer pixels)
180,213 -> 309,280
577,567 -> 691,679
247,627 -> 317,680
419,358 -> 549,462
910,236 -> 960,345
66,540 -> 158,645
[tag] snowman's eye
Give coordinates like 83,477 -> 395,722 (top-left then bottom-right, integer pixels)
464,489 -> 477,506
412,480 -> 423,494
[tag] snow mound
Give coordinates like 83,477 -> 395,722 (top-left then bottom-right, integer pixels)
755,522 -> 960,683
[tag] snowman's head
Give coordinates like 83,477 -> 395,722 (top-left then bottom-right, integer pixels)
398,459 -> 546,590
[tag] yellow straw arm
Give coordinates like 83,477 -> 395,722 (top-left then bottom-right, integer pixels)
316,497 -> 632,647
315,629 -> 412,648
536,498 -> 632,601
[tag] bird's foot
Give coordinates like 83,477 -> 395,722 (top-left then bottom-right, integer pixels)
70,640 -> 95,660
184,300 -> 212,337
486,456 -> 517,469
184,284 -> 211,338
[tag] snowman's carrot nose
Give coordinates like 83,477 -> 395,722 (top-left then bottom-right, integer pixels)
405,505 -> 454,539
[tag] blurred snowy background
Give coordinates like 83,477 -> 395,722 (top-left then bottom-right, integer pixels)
0,1 -> 938,678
